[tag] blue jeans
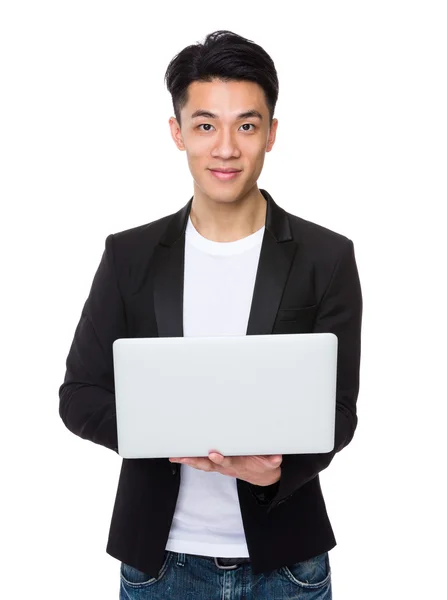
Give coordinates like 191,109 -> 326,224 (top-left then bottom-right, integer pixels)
119,550 -> 332,599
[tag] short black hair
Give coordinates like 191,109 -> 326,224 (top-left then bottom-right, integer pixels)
164,30 -> 279,128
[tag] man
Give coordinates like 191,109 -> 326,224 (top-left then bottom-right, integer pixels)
59,30 -> 362,599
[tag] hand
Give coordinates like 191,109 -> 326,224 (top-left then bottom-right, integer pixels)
169,451 -> 282,487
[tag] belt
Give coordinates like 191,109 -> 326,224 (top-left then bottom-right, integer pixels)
213,556 -> 251,570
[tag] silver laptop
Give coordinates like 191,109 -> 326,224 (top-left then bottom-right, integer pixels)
112,333 -> 338,459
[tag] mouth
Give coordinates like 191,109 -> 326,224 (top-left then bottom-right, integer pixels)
209,169 -> 241,181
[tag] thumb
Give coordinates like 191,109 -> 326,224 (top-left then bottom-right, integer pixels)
268,454 -> 283,467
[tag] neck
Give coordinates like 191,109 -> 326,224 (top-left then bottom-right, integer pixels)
189,185 -> 267,242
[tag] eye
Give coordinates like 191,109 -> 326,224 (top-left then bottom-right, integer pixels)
197,124 -> 214,132
197,123 -> 256,132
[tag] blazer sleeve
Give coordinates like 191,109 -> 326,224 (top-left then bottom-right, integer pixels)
248,238 -> 363,513
59,234 -> 126,453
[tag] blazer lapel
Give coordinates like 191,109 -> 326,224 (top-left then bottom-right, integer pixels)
152,188 -> 298,338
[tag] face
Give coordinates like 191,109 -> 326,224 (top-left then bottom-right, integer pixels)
169,79 -> 278,204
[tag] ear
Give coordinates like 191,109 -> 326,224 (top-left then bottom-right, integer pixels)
169,117 -> 185,151
266,118 -> 278,152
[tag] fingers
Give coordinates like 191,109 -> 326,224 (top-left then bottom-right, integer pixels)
208,452 -> 231,468
170,457 -> 218,472
169,453 -> 283,475
250,454 -> 282,467
269,454 -> 283,467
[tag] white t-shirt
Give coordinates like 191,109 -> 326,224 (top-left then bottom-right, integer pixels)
165,214 -> 265,557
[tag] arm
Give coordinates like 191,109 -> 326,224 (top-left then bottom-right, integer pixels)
59,234 -> 126,453
249,238 -> 363,512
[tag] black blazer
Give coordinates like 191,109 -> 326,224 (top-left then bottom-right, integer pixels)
59,188 -> 362,578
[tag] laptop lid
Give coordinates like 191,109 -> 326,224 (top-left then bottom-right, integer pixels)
112,333 -> 337,459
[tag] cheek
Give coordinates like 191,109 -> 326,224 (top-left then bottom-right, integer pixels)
253,152 -> 266,169
185,136 -> 211,154
186,149 -> 210,169
244,144 -> 265,164
185,152 -> 203,170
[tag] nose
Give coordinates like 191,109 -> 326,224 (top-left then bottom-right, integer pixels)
211,129 -> 240,159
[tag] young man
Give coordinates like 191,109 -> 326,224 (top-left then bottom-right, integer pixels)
59,30 -> 362,599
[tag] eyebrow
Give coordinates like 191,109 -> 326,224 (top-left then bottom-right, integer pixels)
190,109 -> 263,121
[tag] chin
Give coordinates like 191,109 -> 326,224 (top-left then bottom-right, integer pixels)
195,181 -> 239,198
208,190 -> 243,203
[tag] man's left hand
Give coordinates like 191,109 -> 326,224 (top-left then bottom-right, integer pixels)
169,452 -> 282,487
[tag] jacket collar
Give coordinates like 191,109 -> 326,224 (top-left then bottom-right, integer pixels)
152,188 -> 298,338
159,188 -> 293,247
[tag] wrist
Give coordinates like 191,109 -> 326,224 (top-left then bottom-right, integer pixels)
251,466 -> 281,487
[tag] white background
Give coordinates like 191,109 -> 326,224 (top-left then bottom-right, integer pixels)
1,1 -> 446,598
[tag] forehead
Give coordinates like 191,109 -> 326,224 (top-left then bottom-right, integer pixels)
183,79 -> 267,116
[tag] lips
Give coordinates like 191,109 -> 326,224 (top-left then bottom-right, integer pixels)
209,169 -> 241,181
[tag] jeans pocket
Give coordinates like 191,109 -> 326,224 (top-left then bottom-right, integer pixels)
120,551 -> 172,588
279,551 -> 331,589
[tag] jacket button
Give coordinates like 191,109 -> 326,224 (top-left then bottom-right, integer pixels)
171,463 -> 178,475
